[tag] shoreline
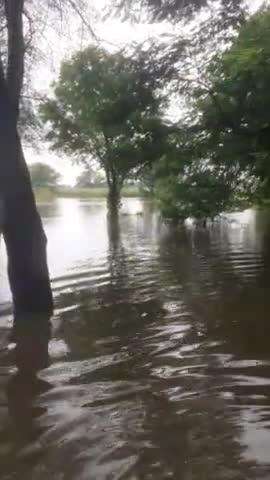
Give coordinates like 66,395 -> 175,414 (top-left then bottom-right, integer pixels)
34,186 -> 148,202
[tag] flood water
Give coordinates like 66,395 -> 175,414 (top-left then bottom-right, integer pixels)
1,198 -> 270,479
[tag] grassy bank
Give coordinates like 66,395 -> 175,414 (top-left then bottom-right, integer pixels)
58,185 -> 143,198
34,187 -> 57,202
34,185 -> 145,202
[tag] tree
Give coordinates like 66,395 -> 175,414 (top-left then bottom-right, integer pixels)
110,0 -> 246,98
153,7 -> 270,222
0,1 -> 53,327
76,167 -> 105,188
113,0 -> 243,23
155,156 -> 254,222
195,7 -> 270,203
152,126 -> 244,221
30,163 -> 60,188
0,0 -> 92,328
41,45 -> 169,213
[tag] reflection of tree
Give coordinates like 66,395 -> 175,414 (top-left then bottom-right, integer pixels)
190,222 -> 270,359
0,317 -> 52,478
158,221 -> 270,357
7,319 -> 52,433
56,211 -> 166,364
16,205 -> 270,478
134,383 -> 261,479
106,213 -> 127,298
37,201 -> 60,221
52,213 -> 263,478
153,223 -> 270,478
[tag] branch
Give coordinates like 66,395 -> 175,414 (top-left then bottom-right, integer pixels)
64,0 -> 121,49
23,7 -> 35,51
65,0 -> 97,41
21,93 -> 46,102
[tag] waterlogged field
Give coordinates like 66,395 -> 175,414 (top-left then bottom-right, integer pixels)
1,198 -> 270,479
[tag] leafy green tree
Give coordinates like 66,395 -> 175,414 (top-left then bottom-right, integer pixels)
152,127 -> 248,221
155,157 -> 255,222
153,7 -> 270,222
196,7 -> 270,202
29,163 -> 60,188
40,46 -> 168,213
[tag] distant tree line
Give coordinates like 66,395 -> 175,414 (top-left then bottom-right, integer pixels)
30,163 -> 60,188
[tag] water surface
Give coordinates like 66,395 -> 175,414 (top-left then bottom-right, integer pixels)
1,198 -> 270,479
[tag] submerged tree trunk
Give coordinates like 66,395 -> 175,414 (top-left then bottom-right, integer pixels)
0,67 -> 53,325
107,180 -> 121,216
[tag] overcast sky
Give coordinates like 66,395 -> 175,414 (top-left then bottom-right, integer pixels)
26,0 -> 268,185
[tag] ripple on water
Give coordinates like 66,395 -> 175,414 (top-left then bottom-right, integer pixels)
1,200 -> 270,479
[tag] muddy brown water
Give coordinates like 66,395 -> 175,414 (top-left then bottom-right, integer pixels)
1,198 -> 270,479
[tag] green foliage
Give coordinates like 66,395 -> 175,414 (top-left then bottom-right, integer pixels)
40,45 -> 168,211
154,7 -> 270,221
200,7 -> 270,193
30,162 -> 60,188
153,126 -> 253,221
156,158 -> 255,221
113,0 -> 244,25
111,0 -> 245,100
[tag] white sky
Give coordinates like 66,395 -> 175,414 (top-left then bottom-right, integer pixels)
26,0 -> 268,186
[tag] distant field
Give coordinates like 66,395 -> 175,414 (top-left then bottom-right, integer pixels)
57,185 -> 143,198
34,187 -> 56,202
34,185 -> 145,201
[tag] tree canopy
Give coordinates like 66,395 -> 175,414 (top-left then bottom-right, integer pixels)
198,7 -> 270,199
149,6 -> 270,221
110,0 -> 246,96
113,0 -> 244,25
41,45 -> 170,212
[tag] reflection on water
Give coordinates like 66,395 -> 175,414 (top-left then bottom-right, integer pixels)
1,198 -> 270,478
0,317 -> 51,478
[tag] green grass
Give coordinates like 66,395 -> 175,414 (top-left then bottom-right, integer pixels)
34,187 -> 57,202
56,185 -> 144,198
57,186 -> 107,198
34,185 -> 145,201
257,198 -> 270,207
122,185 -> 145,197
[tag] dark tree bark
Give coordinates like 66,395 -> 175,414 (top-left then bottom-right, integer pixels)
105,163 -> 123,216
5,0 -> 24,115
107,180 -> 121,216
0,0 -> 53,326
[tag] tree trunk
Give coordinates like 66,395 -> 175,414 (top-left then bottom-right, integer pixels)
0,0 -> 53,328
5,0 -> 24,115
0,66 -> 53,326
107,179 -> 121,216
